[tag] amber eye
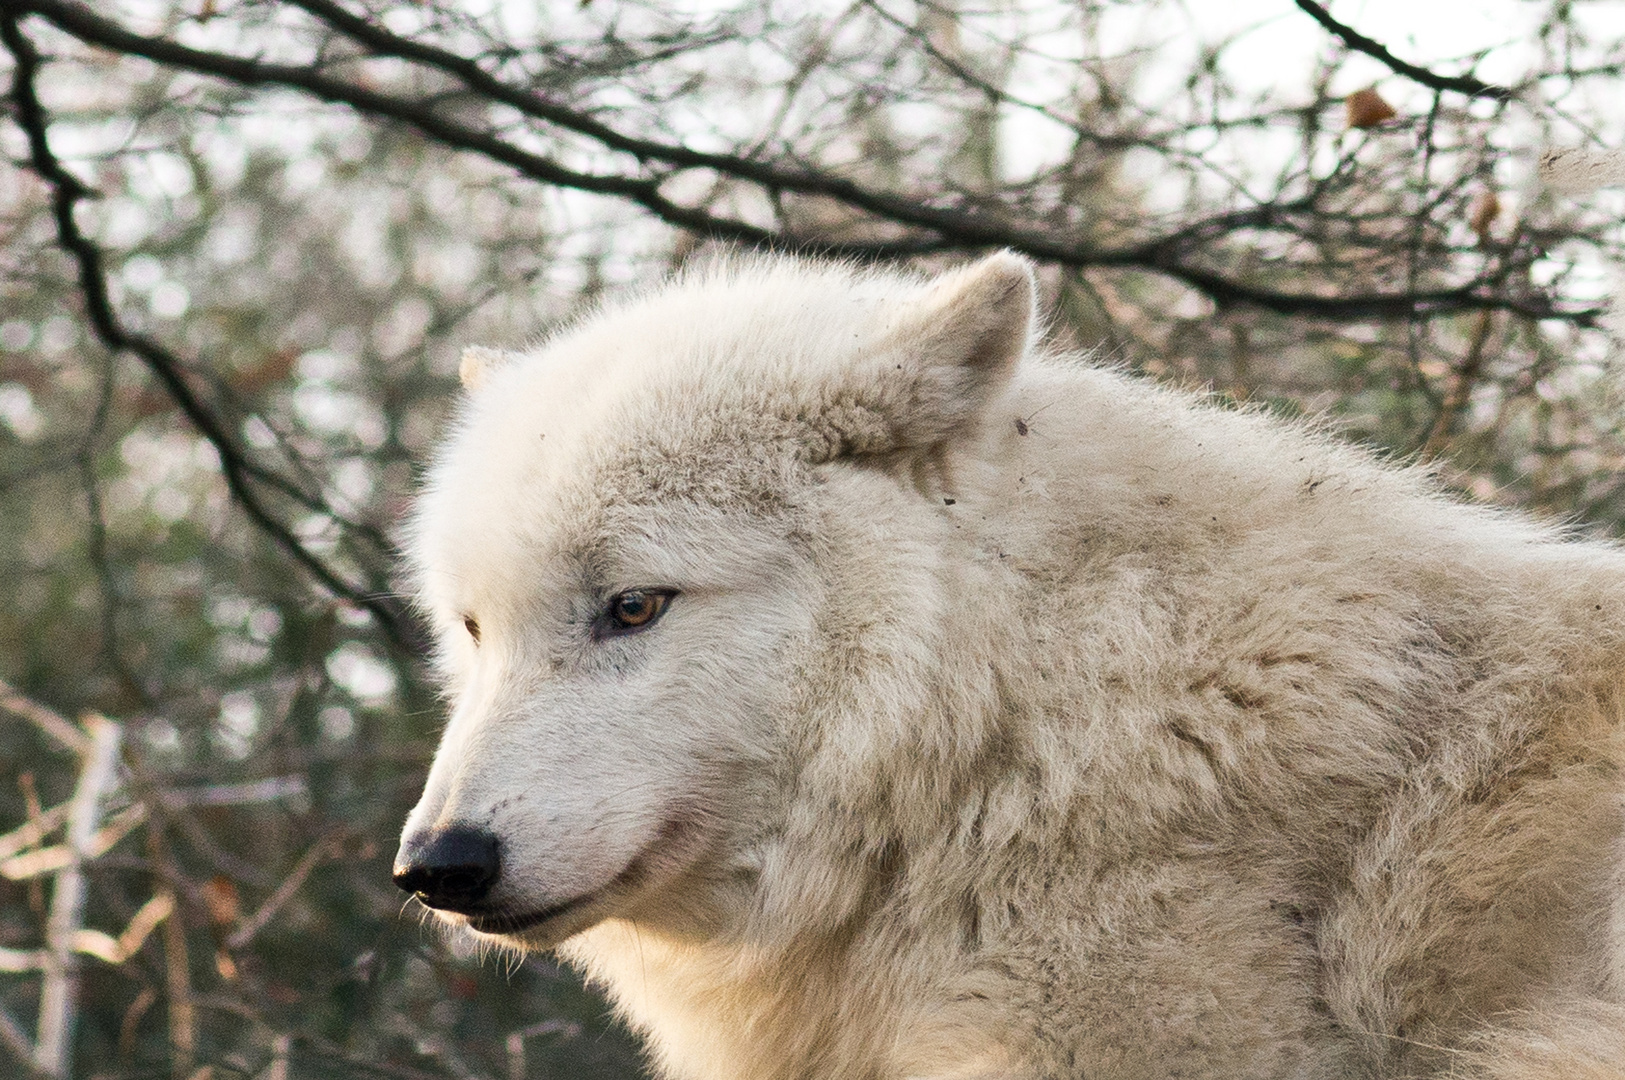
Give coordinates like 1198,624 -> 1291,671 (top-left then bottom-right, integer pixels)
462,616 -> 480,644
601,589 -> 676,636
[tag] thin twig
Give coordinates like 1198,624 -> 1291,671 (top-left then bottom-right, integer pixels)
147,824 -> 195,1080
159,885 -> 194,1080
0,678 -> 89,756
1420,308 -> 1496,461
0,1002 -> 45,1079
225,832 -> 342,951
138,788 -> 278,891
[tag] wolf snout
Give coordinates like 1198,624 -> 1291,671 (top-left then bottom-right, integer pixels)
393,823 -> 501,912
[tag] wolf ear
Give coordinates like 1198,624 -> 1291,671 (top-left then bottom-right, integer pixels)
459,346 -> 518,391
863,251 -> 1035,453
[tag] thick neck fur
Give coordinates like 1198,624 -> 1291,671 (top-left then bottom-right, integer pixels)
553,355 -> 1625,1080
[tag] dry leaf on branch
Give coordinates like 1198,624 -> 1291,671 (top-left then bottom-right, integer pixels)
1346,87 -> 1397,129
1469,191 -> 1501,243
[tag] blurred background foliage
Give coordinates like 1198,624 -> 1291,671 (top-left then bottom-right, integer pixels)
1,0 -> 1624,1077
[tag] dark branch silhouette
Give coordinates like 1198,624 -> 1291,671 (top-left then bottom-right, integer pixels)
11,0 -> 1596,326
1293,0 -> 1514,101
1,9 -> 419,653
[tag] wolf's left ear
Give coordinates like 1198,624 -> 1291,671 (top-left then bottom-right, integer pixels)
869,251 -> 1035,451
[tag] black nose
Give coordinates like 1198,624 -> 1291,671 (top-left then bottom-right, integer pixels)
393,824 -> 501,912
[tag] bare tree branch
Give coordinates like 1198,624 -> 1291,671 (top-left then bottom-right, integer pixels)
35,715 -> 121,1079
11,0 -> 1597,326
1293,0 -> 1514,101
0,8 -> 421,653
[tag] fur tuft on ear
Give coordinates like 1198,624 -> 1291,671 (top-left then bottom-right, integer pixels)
459,345 -> 517,391
865,250 -> 1036,453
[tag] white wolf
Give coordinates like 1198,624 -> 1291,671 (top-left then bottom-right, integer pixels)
396,252 -> 1625,1080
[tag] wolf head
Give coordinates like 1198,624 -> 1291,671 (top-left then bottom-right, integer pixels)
395,252 -> 1034,950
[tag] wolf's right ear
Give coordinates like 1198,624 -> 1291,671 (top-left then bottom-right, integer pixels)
459,346 -> 518,391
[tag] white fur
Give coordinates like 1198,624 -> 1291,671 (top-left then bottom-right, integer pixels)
402,253 -> 1625,1079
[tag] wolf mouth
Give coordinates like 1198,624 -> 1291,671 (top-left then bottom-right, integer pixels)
461,813 -> 702,938
465,894 -> 594,935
